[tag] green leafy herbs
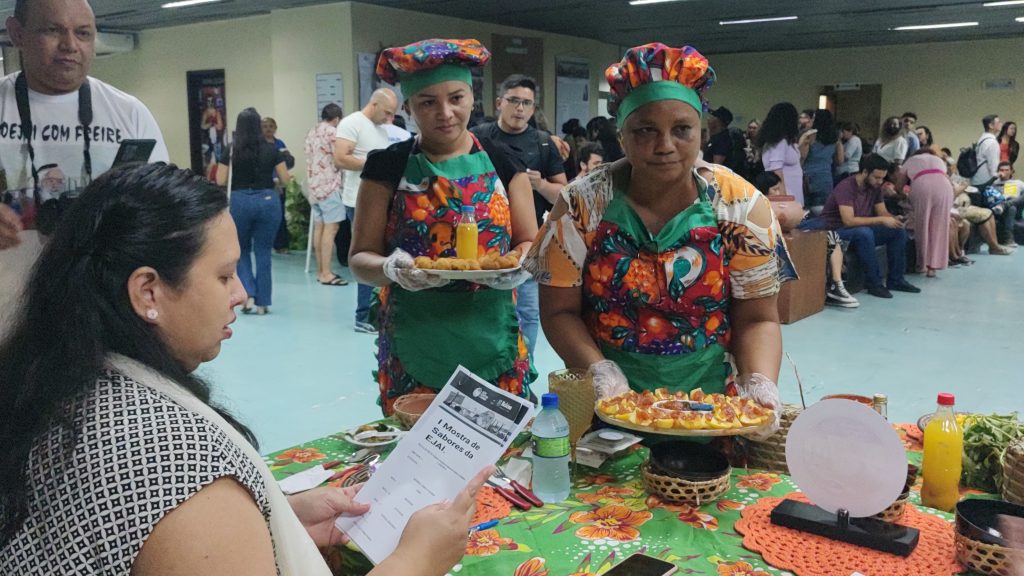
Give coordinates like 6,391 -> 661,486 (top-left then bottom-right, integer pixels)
961,413 -> 1024,493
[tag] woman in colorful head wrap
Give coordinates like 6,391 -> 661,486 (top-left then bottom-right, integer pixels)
524,43 -> 796,436
349,39 -> 538,415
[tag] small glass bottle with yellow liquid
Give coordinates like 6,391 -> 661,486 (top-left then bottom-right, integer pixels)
456,205 -> 479,260
921,392 -> 963,512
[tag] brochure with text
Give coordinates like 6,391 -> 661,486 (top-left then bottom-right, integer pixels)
335,366 -> 534,564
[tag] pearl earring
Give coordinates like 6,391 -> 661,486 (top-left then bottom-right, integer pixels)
146,309 -> 158,320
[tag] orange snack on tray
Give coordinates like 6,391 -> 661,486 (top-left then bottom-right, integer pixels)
596,387 -> 771,431
414,254 -> 521,271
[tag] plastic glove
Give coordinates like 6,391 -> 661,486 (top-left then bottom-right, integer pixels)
474,268 -> 532,290
383,248 -> 449,292
737,372 -> 781,441
589,359 -> 630,399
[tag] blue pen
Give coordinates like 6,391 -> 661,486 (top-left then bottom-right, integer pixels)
468,519 -> 499,533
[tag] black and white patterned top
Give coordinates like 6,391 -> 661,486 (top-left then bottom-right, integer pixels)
0,369 -> 271,574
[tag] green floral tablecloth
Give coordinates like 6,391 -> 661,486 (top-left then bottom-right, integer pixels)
265,421 -> 983,576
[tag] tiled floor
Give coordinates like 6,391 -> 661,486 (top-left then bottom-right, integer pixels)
202,249 -> 1023,453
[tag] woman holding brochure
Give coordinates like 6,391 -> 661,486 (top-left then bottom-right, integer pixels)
350,39 -> 538,416
524,43 -> 795,436
0,163 -> 488,576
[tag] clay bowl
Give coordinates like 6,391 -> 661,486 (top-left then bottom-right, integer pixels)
955,498 -> 1024,547
820,393 -> 874,407
649,441 -> 730,482
393,393 -> 435,430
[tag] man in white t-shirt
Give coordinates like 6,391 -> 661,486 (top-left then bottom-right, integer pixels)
333,87 -> 395,334
972,114 -> 1002,187
0,0 -> 168,334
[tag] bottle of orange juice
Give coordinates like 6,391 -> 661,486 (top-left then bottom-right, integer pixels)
456,205 -> 478,260
921,392 -> 963,511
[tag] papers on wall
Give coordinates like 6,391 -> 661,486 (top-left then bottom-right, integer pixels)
315,73 -> 343,123
335,366 -> 534,565
555,58 -> 590,134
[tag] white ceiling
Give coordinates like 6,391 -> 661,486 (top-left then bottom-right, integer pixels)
1,0 -> 1022,54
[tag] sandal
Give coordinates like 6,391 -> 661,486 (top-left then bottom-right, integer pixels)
318,274 -> 349,286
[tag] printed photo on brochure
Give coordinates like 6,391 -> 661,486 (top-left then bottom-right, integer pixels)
335,366 -> 534,565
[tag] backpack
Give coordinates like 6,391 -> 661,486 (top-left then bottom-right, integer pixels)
957,145 -> 984,178
725,127 -> 749,177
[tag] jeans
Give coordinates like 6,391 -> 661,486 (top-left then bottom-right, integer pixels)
837,225 -> 908,288
346,205 -> 373,323
516,278 -> 540,357
273,191 -> 289,250
998,197 -> 1023,244
231,189 -> 281,306
800,218 -> 909,288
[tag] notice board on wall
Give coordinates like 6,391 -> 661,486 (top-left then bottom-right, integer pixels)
315,72 -> 343,123
555,58 -> 590,134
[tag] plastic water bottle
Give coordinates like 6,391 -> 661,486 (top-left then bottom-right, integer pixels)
531,393 -> 570,503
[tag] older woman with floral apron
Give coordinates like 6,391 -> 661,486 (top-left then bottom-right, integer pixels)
525,43 -> 796,436
350,39 -> 538,415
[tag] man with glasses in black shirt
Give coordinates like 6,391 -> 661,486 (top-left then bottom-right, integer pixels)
471,75 -> 566,357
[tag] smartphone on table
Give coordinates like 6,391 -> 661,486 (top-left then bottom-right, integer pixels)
602,553 -> 678,576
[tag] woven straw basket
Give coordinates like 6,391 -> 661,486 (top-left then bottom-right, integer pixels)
742,404 -> 803,474
548,369 -> 596,449
872,493 -> 909,523
393,393 -> 435,430
1002,439 -> 1024,505
641,462 -> 731,505
955,531 -> 1024,576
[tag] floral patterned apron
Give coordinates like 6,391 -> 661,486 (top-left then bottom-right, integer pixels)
584,182 -> 730,395
375,135 -> 534,415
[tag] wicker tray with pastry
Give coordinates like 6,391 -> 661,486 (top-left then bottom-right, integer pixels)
595,387 -> 774,437
413,251 -> 521,281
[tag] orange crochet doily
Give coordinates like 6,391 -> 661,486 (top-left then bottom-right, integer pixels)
735,492 -> 963,576
471,486 -> 513,525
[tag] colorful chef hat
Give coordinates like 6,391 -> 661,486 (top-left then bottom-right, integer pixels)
606,43 -> 716,128
376,38 -> 490,98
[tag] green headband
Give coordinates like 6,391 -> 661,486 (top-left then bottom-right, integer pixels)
616,81 -> 703,128
398,64 -> 473,99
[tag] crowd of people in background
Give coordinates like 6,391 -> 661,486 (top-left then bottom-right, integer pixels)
661,102 -> 1021,307
526,106 -> 1016,311
288,93 -> 1023,318
211,81 -> 1022,325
